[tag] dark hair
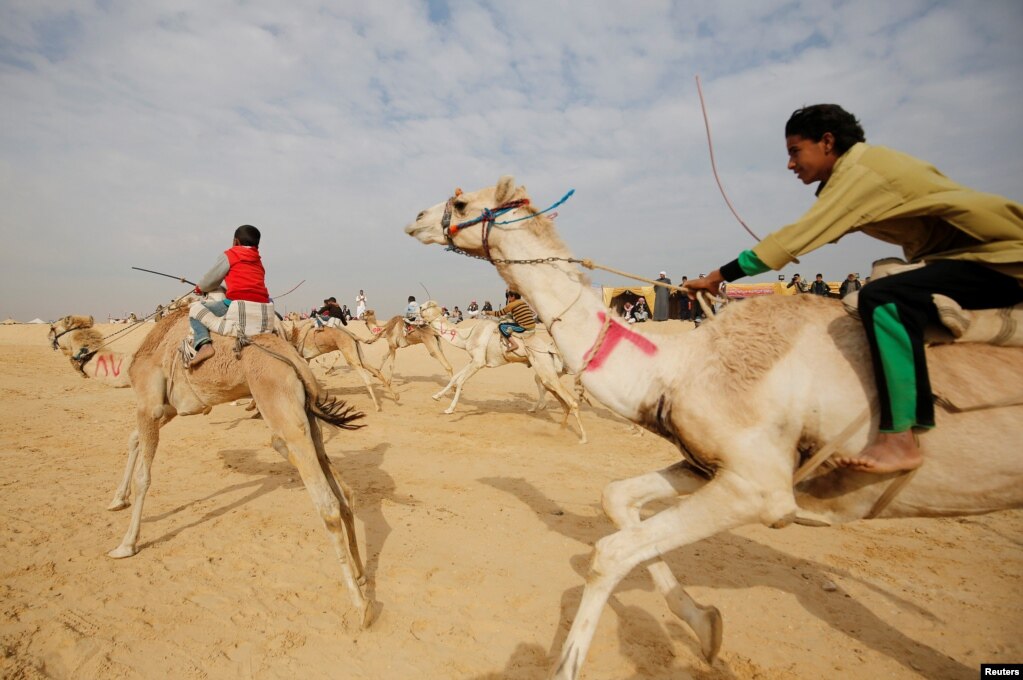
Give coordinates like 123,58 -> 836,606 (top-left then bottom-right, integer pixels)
408,295 -> 416,302
785,104 -> 865,155
329,297 -> 337,302
234,224 -> 261,246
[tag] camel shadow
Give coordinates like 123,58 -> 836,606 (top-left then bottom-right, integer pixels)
480,476 -> 970,679
141,448 -> 303,549
388,373 -> 451,389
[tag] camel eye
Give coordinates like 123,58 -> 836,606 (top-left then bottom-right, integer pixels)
453,200 -> 467,212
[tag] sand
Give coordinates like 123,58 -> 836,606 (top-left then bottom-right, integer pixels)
1,320 -> 1020,679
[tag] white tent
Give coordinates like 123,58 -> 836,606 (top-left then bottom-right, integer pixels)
28,318 -> 46,324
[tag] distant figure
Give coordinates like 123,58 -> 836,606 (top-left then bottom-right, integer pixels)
809,273 -> 831,296
653,271 -> 671,321
355,289 -> 367,319
405,295 -> 420,321
678,275 -> 691,320
451,306 -> 464,323
839,273 -> 862,298
787,273 -> 810,293
466,300 -> 480,318
481,300 -> 494,315
632,297 -> 650,323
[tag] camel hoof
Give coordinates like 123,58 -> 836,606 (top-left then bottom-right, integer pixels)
443,408 -> 454,415
577,437 -> 588,445
107,499 -> 130,511
698,605 -> 723,663
108,545 -> 137,559
431,394 -> 441,401
361,600 -> 377,629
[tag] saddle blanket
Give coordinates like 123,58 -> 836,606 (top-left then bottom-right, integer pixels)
189,300 -> 276,337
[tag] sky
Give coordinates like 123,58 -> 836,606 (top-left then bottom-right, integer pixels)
2,0 -> 1021,321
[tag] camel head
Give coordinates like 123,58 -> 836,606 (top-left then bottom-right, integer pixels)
405,176 -> 534,255
419,300 -> 443,323
362,309 -> 379,325
48,315 -> 95,352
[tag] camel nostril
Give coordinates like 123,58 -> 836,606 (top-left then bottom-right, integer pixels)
416,210 -> 426,221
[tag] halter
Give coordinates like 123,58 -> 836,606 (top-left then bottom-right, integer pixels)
442,188 -> 574,262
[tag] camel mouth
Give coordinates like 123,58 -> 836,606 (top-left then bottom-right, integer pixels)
405,221 -> 441,244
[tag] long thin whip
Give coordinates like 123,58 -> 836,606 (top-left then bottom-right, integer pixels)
695,75 -> 760,242
131,266 -> 197,287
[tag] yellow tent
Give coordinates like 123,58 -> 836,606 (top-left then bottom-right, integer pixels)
602,286 -> 655,314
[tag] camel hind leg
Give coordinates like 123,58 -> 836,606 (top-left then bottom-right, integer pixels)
424,335 -> 454,376
531,369 -> 587,444
255,380 -> 369,626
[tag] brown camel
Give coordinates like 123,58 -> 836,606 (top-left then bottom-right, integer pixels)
74,308 -> 373,626
48,315 -> 133,387
406,176 -> 1023,679
278,318 -> 399,410
359,309 -> 454,380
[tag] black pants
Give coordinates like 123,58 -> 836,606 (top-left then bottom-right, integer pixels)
858,260 -> 1023,431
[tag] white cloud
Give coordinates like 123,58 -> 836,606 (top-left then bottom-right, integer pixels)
0,0 -> 1020,321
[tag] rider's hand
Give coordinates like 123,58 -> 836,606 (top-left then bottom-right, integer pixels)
685,269 -> 725,298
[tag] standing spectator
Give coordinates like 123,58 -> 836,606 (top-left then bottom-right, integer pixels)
653,271 -> 671,321
839,273 -> 862,298
787,273 -> 810,293
355,289 -> 367,319
678,275 -> 692,320
809,273 -> 831,296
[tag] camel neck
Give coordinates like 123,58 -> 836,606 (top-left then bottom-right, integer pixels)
489,235 -> 690,420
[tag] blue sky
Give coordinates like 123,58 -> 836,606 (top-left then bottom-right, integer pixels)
2,0 -> 1021,320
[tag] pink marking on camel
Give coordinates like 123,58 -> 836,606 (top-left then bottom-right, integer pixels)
585,311 -> 657,371
96,354 -> 123,377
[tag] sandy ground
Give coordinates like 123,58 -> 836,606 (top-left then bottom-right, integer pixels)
1,319 -> 1020,680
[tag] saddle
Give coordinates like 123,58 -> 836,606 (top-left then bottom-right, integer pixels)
181,298 -> 277,367
842,258 -> 1023,347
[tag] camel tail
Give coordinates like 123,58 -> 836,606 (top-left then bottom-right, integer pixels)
309,393 -> 366,431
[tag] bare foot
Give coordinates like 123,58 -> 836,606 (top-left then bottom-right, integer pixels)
190,343 -> 215,368
835,431 -> 923,474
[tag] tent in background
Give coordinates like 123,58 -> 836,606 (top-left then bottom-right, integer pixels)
602,286 -> 654,316
28,318 -> 46,324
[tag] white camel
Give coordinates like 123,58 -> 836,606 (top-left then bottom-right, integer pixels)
406,176 -> 1023,679
419,300 -> 587,444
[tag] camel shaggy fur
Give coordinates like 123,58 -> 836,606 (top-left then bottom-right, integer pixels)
419,300 -> 587,444
359,309 -> 453,380
278,318 -> 399,411
63,308 -> 373,626
49,315 -> 133,387
406,176 -> 1023,679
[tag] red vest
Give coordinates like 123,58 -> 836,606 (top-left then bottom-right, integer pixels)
224,246 -> 270,303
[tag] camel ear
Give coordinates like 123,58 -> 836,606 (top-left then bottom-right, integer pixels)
495,175 -> 516,204
87,315 -> 94,326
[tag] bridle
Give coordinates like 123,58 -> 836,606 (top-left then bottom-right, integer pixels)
441,189 -> 532,262
437,187 -> 576,260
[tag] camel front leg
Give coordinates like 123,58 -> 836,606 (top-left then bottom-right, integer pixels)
528,373 -> 548,412
438,362 -> 482,414
107,428 -> 139,511
109,414 -> 177,511
109,411 -> 164,558
426,337 -> 454,376
431,362 -> 471,401
360,362 -> 399,403
350,363 -> 382,412
551,471 -> 767,680
602,462 -> 720,661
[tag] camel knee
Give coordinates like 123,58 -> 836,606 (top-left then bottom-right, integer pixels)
601,480 -> 641,528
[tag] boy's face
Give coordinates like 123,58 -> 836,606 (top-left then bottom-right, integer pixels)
786,133 -> 838,185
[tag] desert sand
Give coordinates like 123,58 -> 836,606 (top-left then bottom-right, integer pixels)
1,319 -> 1020,679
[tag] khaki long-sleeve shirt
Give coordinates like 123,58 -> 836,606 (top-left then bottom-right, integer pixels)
752,143 -> 1023,281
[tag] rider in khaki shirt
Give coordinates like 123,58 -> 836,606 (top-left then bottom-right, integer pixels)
688,104 -> 1023,474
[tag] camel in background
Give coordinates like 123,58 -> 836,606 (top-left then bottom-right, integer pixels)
419,301 -> 587,443
56,308 -> 373,627
359,309 -> 453,380
406,176 -> 1023,679
49,315 -> 133,387
278,318 -> 398,411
